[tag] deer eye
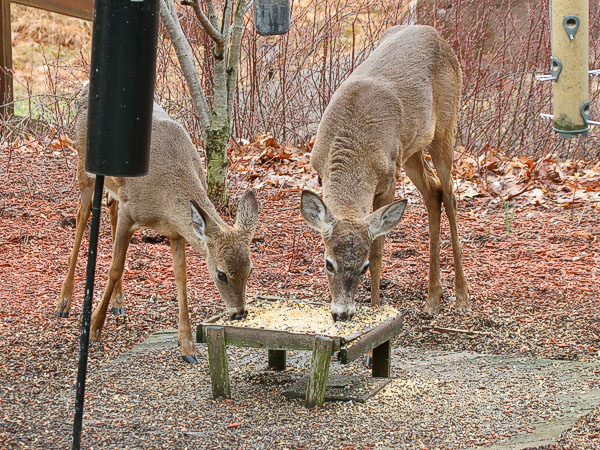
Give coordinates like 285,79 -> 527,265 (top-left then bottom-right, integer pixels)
217,271 -> 228,283
325,260 -> 335,273
360,263 -> 369,275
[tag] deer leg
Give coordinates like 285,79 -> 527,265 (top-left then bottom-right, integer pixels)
369,184 -> 396,306
170,237 -> 197,363
404,152 -> 444,314
430,138 -> 470,312
55,179 -> 94,317
107,197 -> 126,315
90,215 -> 134,341
363,185 -> 395,368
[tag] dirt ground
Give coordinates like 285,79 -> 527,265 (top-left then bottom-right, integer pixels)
1,141 -> 600,448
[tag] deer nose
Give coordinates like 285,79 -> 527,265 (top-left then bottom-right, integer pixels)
229,308 -> 248,321
331,311 -> 354,322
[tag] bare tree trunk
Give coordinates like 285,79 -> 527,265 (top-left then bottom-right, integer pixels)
227,0 -> 247,127
206,53 -> 230,204
159,0 -> 248,205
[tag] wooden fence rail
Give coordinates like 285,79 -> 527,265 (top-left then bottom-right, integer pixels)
0,0 -> 93,117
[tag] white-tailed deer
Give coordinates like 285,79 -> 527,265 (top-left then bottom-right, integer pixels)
301,25 -> 470,320
56,88 -> 259,363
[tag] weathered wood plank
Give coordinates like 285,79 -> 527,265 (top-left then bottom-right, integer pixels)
372,339 -> 391,378
0,0 -> 12,117
305,336 -> 333,408
196,315 -> 223,341
225,327 -> 340,351
206,326 -> 230,399
338,314 -> 402,364
197,323 -> 341,352
268,349 -> 286,371
12,0 -> 93,21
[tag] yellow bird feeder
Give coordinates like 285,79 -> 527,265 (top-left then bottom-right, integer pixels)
540,0 -> 599,137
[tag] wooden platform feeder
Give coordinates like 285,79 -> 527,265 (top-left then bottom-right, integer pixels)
196,296 -> 403,408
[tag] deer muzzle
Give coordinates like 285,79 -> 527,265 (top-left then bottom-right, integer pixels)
228,306 -> 248,321
330,302 -> 356,322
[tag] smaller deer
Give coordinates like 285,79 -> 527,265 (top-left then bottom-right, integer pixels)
301,25 -> 470,320
56,88 -> 259,363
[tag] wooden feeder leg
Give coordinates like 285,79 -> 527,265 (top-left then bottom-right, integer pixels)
372,339 -> 391,378
268,349 -> 286,371
305,336 -> 333,408
206,326 -> 231,399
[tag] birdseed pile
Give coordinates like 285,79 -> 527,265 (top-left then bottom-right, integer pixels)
213,298 -> 399,338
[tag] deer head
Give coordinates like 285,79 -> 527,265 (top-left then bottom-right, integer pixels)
190,191 -> 259,320
300,190 -> 407,321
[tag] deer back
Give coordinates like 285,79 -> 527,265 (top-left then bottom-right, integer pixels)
311,25 -> 461,215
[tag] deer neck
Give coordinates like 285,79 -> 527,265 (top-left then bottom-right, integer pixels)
323,140 -> 377,219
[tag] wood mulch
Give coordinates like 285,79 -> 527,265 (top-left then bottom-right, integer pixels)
0,137 -> 599,448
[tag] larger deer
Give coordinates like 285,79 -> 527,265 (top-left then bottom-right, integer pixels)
55,88 -> 259,363
301,25 -> 469,320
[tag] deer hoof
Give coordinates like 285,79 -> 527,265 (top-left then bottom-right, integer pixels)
110,307 -> 126,315
424,302 -> 441,315
55,311 -> 69,318
182,354 -> 198,364
455,301 -> 471,313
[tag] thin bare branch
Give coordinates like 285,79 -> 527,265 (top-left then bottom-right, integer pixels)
159,0 -> 211,131
221,0 -> 233,39
206,0 -> 219,28
422,327 -> 492,336
189,0 -> 223,44
227,0 -> 252,36
226,0 -> 247,126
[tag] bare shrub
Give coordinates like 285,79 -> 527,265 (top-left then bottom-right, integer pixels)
4,0 -> 600,161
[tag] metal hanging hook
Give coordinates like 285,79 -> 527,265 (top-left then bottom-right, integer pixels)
536,57 -> 562,82
580,101 -> 600,126
563,15 -> 580,40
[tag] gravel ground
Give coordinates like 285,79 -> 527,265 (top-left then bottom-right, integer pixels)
4,331 -> 599,449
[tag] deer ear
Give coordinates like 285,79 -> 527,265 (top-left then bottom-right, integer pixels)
367,199 -> 407,240
300,190 -> 333,234
190,200 -> 216,243
235,190 -> 259,240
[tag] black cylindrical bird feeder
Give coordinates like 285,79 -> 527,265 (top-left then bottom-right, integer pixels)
86,0 -> 160,176
254,0 -> 291,36
72,1 -> 160,449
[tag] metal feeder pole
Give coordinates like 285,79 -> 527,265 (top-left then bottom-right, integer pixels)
72,174 -> 104,449
550,0 -> 590,137
71,0 -> 159,448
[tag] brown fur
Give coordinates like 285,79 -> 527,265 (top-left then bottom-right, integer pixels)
56,89 -> 259,360
302,25 -> 469,317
